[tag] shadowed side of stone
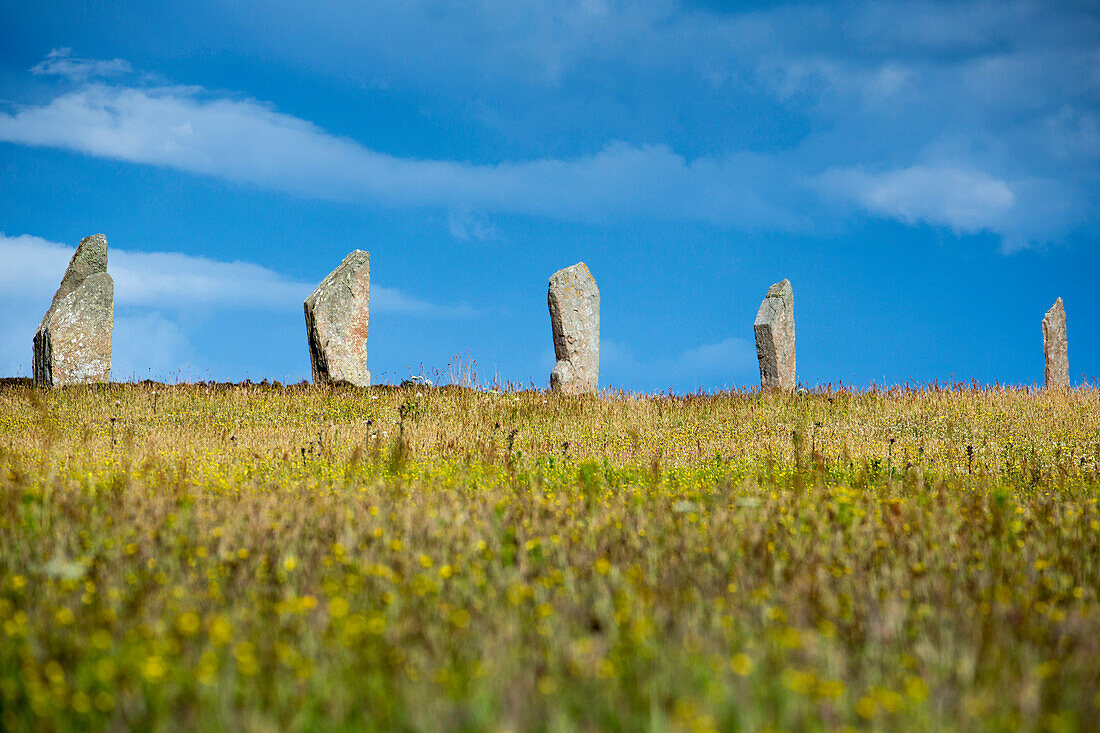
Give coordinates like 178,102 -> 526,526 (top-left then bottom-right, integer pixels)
1042,298 -> 1068,388
753,279 -> 795,392
548,262 -> 599,395
305,250 -> 370,387
33,234 -> 113,387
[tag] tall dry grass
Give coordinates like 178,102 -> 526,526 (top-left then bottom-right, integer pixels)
0,382 -> 1098,731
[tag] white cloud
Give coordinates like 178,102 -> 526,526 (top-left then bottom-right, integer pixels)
0,232 -> 480,378
0,233 -> 307,309
31,48 -> 132,82
816,165 -> 1017,235
0,233 -> 476,316
0,82 -> 803,230
7,6 -> 1098,252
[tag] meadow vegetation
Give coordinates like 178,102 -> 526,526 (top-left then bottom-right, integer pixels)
0,381 -> 1098,731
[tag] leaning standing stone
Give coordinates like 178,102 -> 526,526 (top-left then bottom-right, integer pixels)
549,262 -> 599,394
304,250 -> 371,386
753,279 -> 795,392
1042,298 -> 1069,388
33,233 -> 114,387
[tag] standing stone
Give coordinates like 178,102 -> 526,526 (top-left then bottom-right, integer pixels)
549,262 -> 599,394
754,279 -> 795,392
1042,298 -> 1069,389
304,250 -> 371,386
33,234 -> 113,387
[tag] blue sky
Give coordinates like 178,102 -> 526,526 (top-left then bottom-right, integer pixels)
1,0 -> 1097,390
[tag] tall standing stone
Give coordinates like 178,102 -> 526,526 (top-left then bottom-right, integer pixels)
33,234 -> 114,387
754,279 -> 795,392
1042,298 -> 1069,389
549,262 -> 599,394
304,250 -> 370,386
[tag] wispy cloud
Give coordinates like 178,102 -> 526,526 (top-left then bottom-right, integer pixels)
6,0 -> 1098,252
446,209 -> 503,243
0,80 -> 805,230
601,336 -> 756,392
0,232 -> 480,379
371,287 -> 481,318
675,337 -> 757,376
31,48 -> 132,82
0,233 -> 476,316
0,233 -> 307,309
816,165 -> 1016,235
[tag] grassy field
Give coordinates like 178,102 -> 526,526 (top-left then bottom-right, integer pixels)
1,381 -> 1098,731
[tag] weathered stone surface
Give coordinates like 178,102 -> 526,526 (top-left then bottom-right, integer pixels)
1043,298 -> 1069,388
304,250 -> 370,386
753,279 -> 795,392
33,234 -> 113,387
549,262 -> 599,394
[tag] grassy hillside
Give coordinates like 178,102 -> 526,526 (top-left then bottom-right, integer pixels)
1,382 -> 1098,731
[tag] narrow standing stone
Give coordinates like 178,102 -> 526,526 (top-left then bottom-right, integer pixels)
33,234 -> 114,387
1042,298 -> 1069,388
304,250 -> 370,386
754,279 -> 795,392
549,262 -> 599,394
